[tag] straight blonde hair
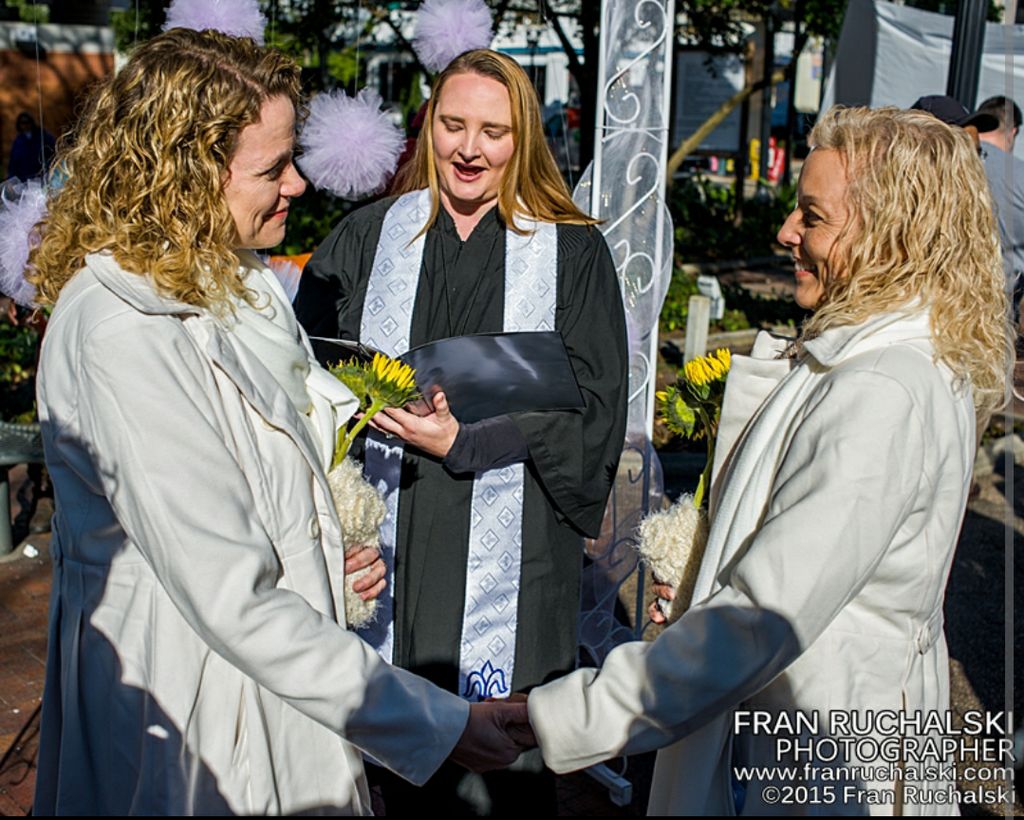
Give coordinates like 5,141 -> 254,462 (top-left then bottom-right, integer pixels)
393,49 -> 597,233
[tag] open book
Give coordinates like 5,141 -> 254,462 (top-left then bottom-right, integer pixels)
310,332 -> 584,424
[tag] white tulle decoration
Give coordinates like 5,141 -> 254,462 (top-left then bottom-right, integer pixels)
163,0 -> 266,45
267,258 -> 302,303
298,89 -> 404,200
0,180 -> 47,307
413,0 -> 494,73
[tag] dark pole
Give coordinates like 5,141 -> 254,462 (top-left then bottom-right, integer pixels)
757,11 -> 776,189
782,0 -> 802,188
735,96 -> 751,224
577,1 -> 600,174
946,0 -> 988,110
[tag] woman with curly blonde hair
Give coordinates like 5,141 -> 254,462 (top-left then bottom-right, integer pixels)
520,106 -> 1013,815
31,29 -> 299,309
31,28 -> 526,816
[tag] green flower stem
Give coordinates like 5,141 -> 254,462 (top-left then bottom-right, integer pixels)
331,397 -> 387,471
692,404 -> 715,511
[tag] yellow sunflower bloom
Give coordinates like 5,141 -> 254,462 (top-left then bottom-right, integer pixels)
366,352 -> 419,406
683,349 -> 732,388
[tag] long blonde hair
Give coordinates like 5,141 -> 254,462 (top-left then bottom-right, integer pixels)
30,28 -> 301,310
800,106 -> 1012,418
393,49 -> 596,233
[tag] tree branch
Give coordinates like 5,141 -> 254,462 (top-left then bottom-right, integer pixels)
378,8 -> 432,76
545,7 -> 584,76
665,29 -> 809,184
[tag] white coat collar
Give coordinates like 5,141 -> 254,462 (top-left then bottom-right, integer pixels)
85,252 -> 203,316
801,307 -> 933,367
84,251 -> 331,474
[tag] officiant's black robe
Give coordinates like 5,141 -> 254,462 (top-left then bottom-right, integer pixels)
295,196 -> 628,697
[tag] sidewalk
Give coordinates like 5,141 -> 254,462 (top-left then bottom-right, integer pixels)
0,464 -> 49,815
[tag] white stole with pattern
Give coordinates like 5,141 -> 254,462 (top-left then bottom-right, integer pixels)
358,189 -> 558,701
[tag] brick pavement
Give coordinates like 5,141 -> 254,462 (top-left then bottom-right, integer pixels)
0,463 -> 49,815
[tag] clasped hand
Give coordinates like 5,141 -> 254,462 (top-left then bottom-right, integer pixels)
648,576 -> 675,625
449,695 -> 538,773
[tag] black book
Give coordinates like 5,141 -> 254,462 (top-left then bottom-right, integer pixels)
309,331 -> 585,424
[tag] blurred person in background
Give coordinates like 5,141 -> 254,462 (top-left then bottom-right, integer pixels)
8,111 -> 55,182
975,96 -> 1024,320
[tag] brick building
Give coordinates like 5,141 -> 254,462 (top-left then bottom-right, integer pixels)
0,15 -> 114,179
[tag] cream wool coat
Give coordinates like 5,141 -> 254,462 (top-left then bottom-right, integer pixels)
33,254 -> 470,815
529,310 -> 975,816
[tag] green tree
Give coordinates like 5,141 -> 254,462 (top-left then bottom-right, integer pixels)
665,0 -> 849,181
4,0 -> 48,23
107,0 -> 852,182
493,0 -> 850,182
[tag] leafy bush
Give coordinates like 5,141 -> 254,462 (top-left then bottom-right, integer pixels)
0,320 -> 40,422
270,188 -> 354,257
660,270 -> 806,335
719,308 -> 752,332
670,175 -> 796,263
660,269 -> 702,332
671,176 -> 737,263
659,176 -> 805,334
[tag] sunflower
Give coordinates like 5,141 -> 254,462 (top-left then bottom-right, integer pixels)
658,347 -> 732,509
682,348 -> 731,389
366,353 -> 418,406
329,361 -> 369,407
329,351 -> 420,469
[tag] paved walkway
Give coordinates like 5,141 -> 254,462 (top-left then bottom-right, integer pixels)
0,464 -> 49,815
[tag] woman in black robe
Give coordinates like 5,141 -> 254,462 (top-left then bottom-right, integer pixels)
294,49 -> 627,813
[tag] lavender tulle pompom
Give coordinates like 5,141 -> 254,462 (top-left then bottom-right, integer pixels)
163,0 -> 266,45
0,180 -> 47,307
413,0 -> 494,73
298,89 -> 404,200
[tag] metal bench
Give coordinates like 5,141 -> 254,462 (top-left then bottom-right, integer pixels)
0,421 -> 45,556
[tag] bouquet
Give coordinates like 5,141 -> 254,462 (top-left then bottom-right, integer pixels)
638,348 -> 731,622
327,353 -> 419,628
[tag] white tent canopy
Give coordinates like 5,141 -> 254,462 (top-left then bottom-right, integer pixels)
822,0 -> 1024,158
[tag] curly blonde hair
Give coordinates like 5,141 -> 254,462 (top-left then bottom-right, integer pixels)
393,49 -> 597,233
29,28 -> 301,310
800,106 -> 1012,418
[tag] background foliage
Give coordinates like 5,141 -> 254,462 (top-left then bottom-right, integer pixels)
0,320 -> 39,422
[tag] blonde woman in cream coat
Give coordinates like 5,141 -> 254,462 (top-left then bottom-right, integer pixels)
524,107 -> 1012,815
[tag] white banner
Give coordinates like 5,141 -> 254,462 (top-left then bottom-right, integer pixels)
822,0 -> 1024,158
671,51 -> 746,153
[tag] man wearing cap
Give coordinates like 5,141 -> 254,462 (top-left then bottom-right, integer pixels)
975,96 -> 1024,315
912,94 -> 1023,317
910,94 -> 998,147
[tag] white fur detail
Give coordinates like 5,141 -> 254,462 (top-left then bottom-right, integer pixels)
635,493 -> 709,622
327,457 -> 387,629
